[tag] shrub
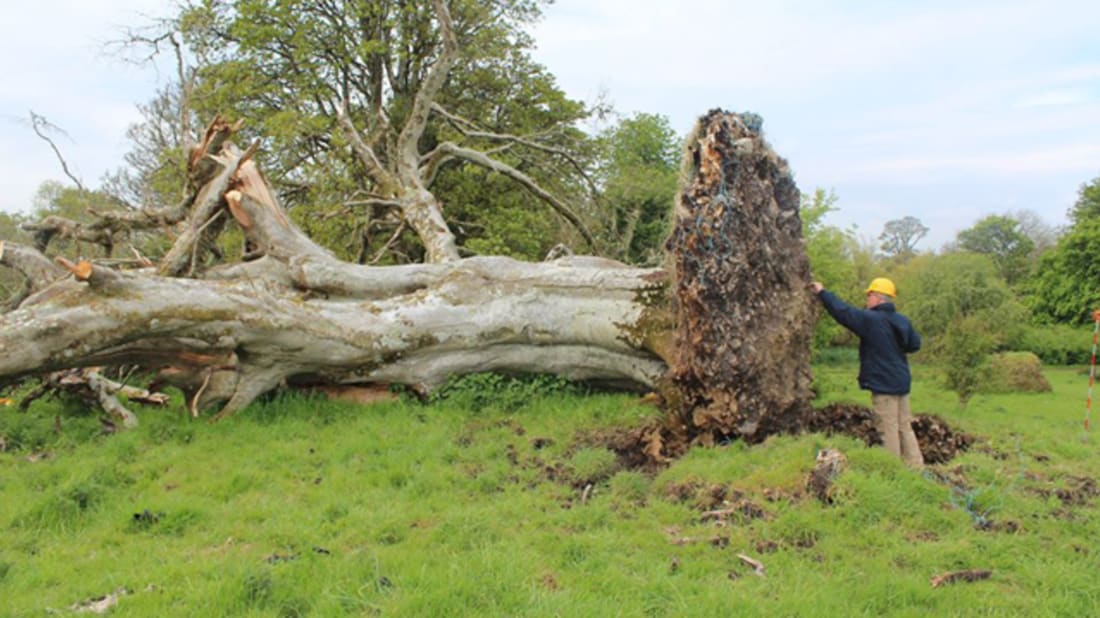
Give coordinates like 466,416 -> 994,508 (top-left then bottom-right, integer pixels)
1014,323 -> 1096,366
940,316 -> 996,407
984,352 -> 1052,393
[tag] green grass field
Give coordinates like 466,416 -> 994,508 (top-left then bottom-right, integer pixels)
1,363 -> 1098,616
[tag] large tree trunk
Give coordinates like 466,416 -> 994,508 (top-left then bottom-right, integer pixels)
1,251 -> 668,416
1,110 -> 814,458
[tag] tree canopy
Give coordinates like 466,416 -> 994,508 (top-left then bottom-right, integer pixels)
1027,174 -> 1100,324
879,215 -> 928,260
955,214 -> 1034,285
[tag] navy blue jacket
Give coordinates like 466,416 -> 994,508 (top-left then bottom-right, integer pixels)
818,290 -> 921,395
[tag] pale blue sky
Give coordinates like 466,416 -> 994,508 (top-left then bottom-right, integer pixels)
2,0 -> 1098,250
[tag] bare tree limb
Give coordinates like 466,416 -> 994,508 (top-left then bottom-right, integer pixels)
430,102 -> 599,196
434,142 -> 596,250
345,198 -> 404,211
395,0 -> 458,175
28,111 -> 85,191
21,216 -> 114,255
168,32 -> 196,154
368,221 -> 408,264
86,370 -> 140,429
160,119 -> 249,276
0,241 -> 64,288
335,103 -> 397,193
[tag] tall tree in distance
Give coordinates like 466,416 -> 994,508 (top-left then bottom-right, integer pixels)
879,215 -> 928,261
955,214 -> 1034,285
1009,209 -> 1062,258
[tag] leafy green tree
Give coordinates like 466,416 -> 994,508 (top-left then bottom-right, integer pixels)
894,252 -> 1025,344
596,113 -> 679,265
166,0 -> 594,262
0,212 -> 33,304
0,212 -> 30,243
940,315 -> 996,407
878,216 -> 928,261
802,188 -> 861,350
1068,176 -> 1100,225
1028,176 -> 1100,323
893,253 -> 1026,405
955,214 -> 1034,285
1028,218 -> 1100,324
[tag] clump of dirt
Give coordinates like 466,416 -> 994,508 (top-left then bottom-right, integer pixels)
581,402 -> 975,472
808,403 -> 975,464
1032,475 -> 1100,507
806,448 -> 847,504
700,499 -> 768,525
577,422 -> 673,473
910,414 -> 976,464
806,403 -> 878,445
975,519 -> 1021,534
662,479 -> 731,510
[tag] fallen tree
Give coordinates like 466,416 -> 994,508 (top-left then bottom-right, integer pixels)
1,106 -> 817,456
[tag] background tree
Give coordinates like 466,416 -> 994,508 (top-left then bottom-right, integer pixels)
879,215 -> 928,261
893,252 -> 1027,404
939,315 -> 996,407
1010,209 -> 1062,258
595,113 -> 679,265
1027,219 -> 1100,324
0,212 -> 34,306
955,214 -> 1034,285
1028,174 -> 1100,324
802,188 -> 860,351
895,252 -> 1024,343
1067,175 -> 1100,224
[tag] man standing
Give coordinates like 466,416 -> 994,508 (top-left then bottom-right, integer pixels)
811,278 -> 924,467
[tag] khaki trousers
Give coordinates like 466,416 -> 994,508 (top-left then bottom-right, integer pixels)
871,393 -> 924,468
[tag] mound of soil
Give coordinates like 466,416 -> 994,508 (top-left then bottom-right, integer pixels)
586,403 -> 975,471
808,403 -> 975,464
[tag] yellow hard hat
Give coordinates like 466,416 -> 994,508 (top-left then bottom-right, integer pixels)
865,277 -> 896,297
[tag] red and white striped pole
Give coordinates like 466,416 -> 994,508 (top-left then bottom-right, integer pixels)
1087,310 -> 1100,431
